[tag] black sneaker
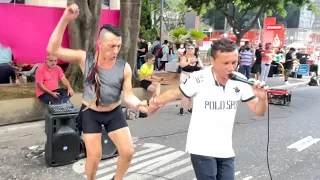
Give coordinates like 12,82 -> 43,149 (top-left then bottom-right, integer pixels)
188,108 -> 193,114
139,111 -> 148,118
179,108 -> 184,116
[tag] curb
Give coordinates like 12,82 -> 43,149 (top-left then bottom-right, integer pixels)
0,78 -> 310,127
270,80 -> 309,90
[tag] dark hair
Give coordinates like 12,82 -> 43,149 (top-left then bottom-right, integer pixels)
156,36 -> 160,41
99,24 -> 122,37
290,47 -> 296,51
210,39 -> 237,59
144,52 -> 154,62
164,40 -> 168,44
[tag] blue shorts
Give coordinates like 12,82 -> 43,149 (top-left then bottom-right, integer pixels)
191,154 -> 235,180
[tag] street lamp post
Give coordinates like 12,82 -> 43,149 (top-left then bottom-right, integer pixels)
160,0 -> 164,43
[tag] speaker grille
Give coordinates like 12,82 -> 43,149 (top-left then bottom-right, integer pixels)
52,126 -> 80,164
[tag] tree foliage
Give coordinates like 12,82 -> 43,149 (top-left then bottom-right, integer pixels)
168,28 -> 206,45
189,29 -> 207,40
150,0 -> 190,32
185,0 -> 316,45
140,0 -> 158,41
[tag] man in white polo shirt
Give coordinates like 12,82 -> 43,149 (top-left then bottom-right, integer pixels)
145,39 -> 268,180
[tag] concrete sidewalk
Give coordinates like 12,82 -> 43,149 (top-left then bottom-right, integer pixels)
262,75 -> 309,89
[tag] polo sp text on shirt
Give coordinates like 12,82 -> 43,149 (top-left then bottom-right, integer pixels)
205,100 -> 239,110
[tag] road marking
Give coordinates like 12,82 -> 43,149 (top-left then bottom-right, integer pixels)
235,171 -> 241,176
287,136 -> 320,151
124,151 -> 186,179
72,143 -> 165,174
243,176 -> 253,180
73,143 -> 251,180
163,165 -> 193,179
73,143 -> 195,180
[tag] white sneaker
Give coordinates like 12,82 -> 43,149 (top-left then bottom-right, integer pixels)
285,81 -> 290,85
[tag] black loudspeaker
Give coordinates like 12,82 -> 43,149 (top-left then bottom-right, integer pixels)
101,126 -> 118,160
45,113 -> 80,167
80,125 -> 118,160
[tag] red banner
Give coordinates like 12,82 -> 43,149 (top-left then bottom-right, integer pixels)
262,18 -> 284,48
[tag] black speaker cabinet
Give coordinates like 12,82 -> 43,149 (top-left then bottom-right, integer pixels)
80,125 -> 118,160
45,113 -> 80,167
101,126 -> 118,160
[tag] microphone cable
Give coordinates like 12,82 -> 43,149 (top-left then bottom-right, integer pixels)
228,73 -> 274,179
266,92 -> 273,180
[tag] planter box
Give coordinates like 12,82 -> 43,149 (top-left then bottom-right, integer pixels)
0,84 -> 179,126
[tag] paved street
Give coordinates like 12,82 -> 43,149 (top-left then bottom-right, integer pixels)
1,78 -> 319,180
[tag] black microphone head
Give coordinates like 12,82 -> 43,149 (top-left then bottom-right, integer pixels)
228,73 -> 236,80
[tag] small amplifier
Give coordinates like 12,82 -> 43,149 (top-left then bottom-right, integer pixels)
267,89 -> 292,106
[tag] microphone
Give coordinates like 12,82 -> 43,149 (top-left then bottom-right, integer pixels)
228,73 -> 256,86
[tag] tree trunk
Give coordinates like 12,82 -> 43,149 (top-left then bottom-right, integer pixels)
66,0 -> 102,90
119,0 -> 142,86
235,33 -> 245,46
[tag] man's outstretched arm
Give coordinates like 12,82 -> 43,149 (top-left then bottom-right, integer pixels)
46,4 -> 86,71
153,87 -> 182,106
122,63 -> 150,113
145,87 -> 183,114
147,72 -> 199,113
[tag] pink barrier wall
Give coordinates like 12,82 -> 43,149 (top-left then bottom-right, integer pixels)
0,3 -> 120,64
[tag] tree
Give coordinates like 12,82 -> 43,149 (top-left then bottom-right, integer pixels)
66,0 -> 102,90
119,0 -> 142,85
140,0 -> 158,41
150,0 -> 190,33
185,0 -> 316,45
162,0 -> 188,31
168,28 -> 206,48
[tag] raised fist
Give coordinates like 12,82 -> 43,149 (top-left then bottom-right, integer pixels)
62,3 -> 80,21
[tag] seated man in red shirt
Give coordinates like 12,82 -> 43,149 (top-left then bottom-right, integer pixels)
35,54 -> 74,104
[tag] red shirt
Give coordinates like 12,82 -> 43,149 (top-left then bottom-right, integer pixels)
35,64 -> 64,97
262,49 -> 273,63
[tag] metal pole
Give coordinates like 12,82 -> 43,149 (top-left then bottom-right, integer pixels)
160,0 -> 164,43
257,18 -> 261,43
224,17 -> 227,32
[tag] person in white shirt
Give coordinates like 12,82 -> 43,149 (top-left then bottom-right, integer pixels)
158,40 -> 170,71
144,39 -> 268,180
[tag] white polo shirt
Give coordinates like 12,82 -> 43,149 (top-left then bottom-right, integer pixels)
179,66 -> 256,158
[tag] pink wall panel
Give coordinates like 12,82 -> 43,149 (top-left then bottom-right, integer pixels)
0,3 -> 120,64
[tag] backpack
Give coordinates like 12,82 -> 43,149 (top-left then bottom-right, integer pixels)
155,47 -> 163,58
152,44 -> 161,55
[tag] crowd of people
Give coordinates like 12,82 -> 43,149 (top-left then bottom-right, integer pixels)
227,41 -> 301,85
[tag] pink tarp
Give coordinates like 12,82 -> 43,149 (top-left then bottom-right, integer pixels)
0,3 -> 120,64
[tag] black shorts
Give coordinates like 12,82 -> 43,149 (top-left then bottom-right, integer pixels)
251,63 -> 261,74
140,80 -> 152,90
79,104 -> 128,134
